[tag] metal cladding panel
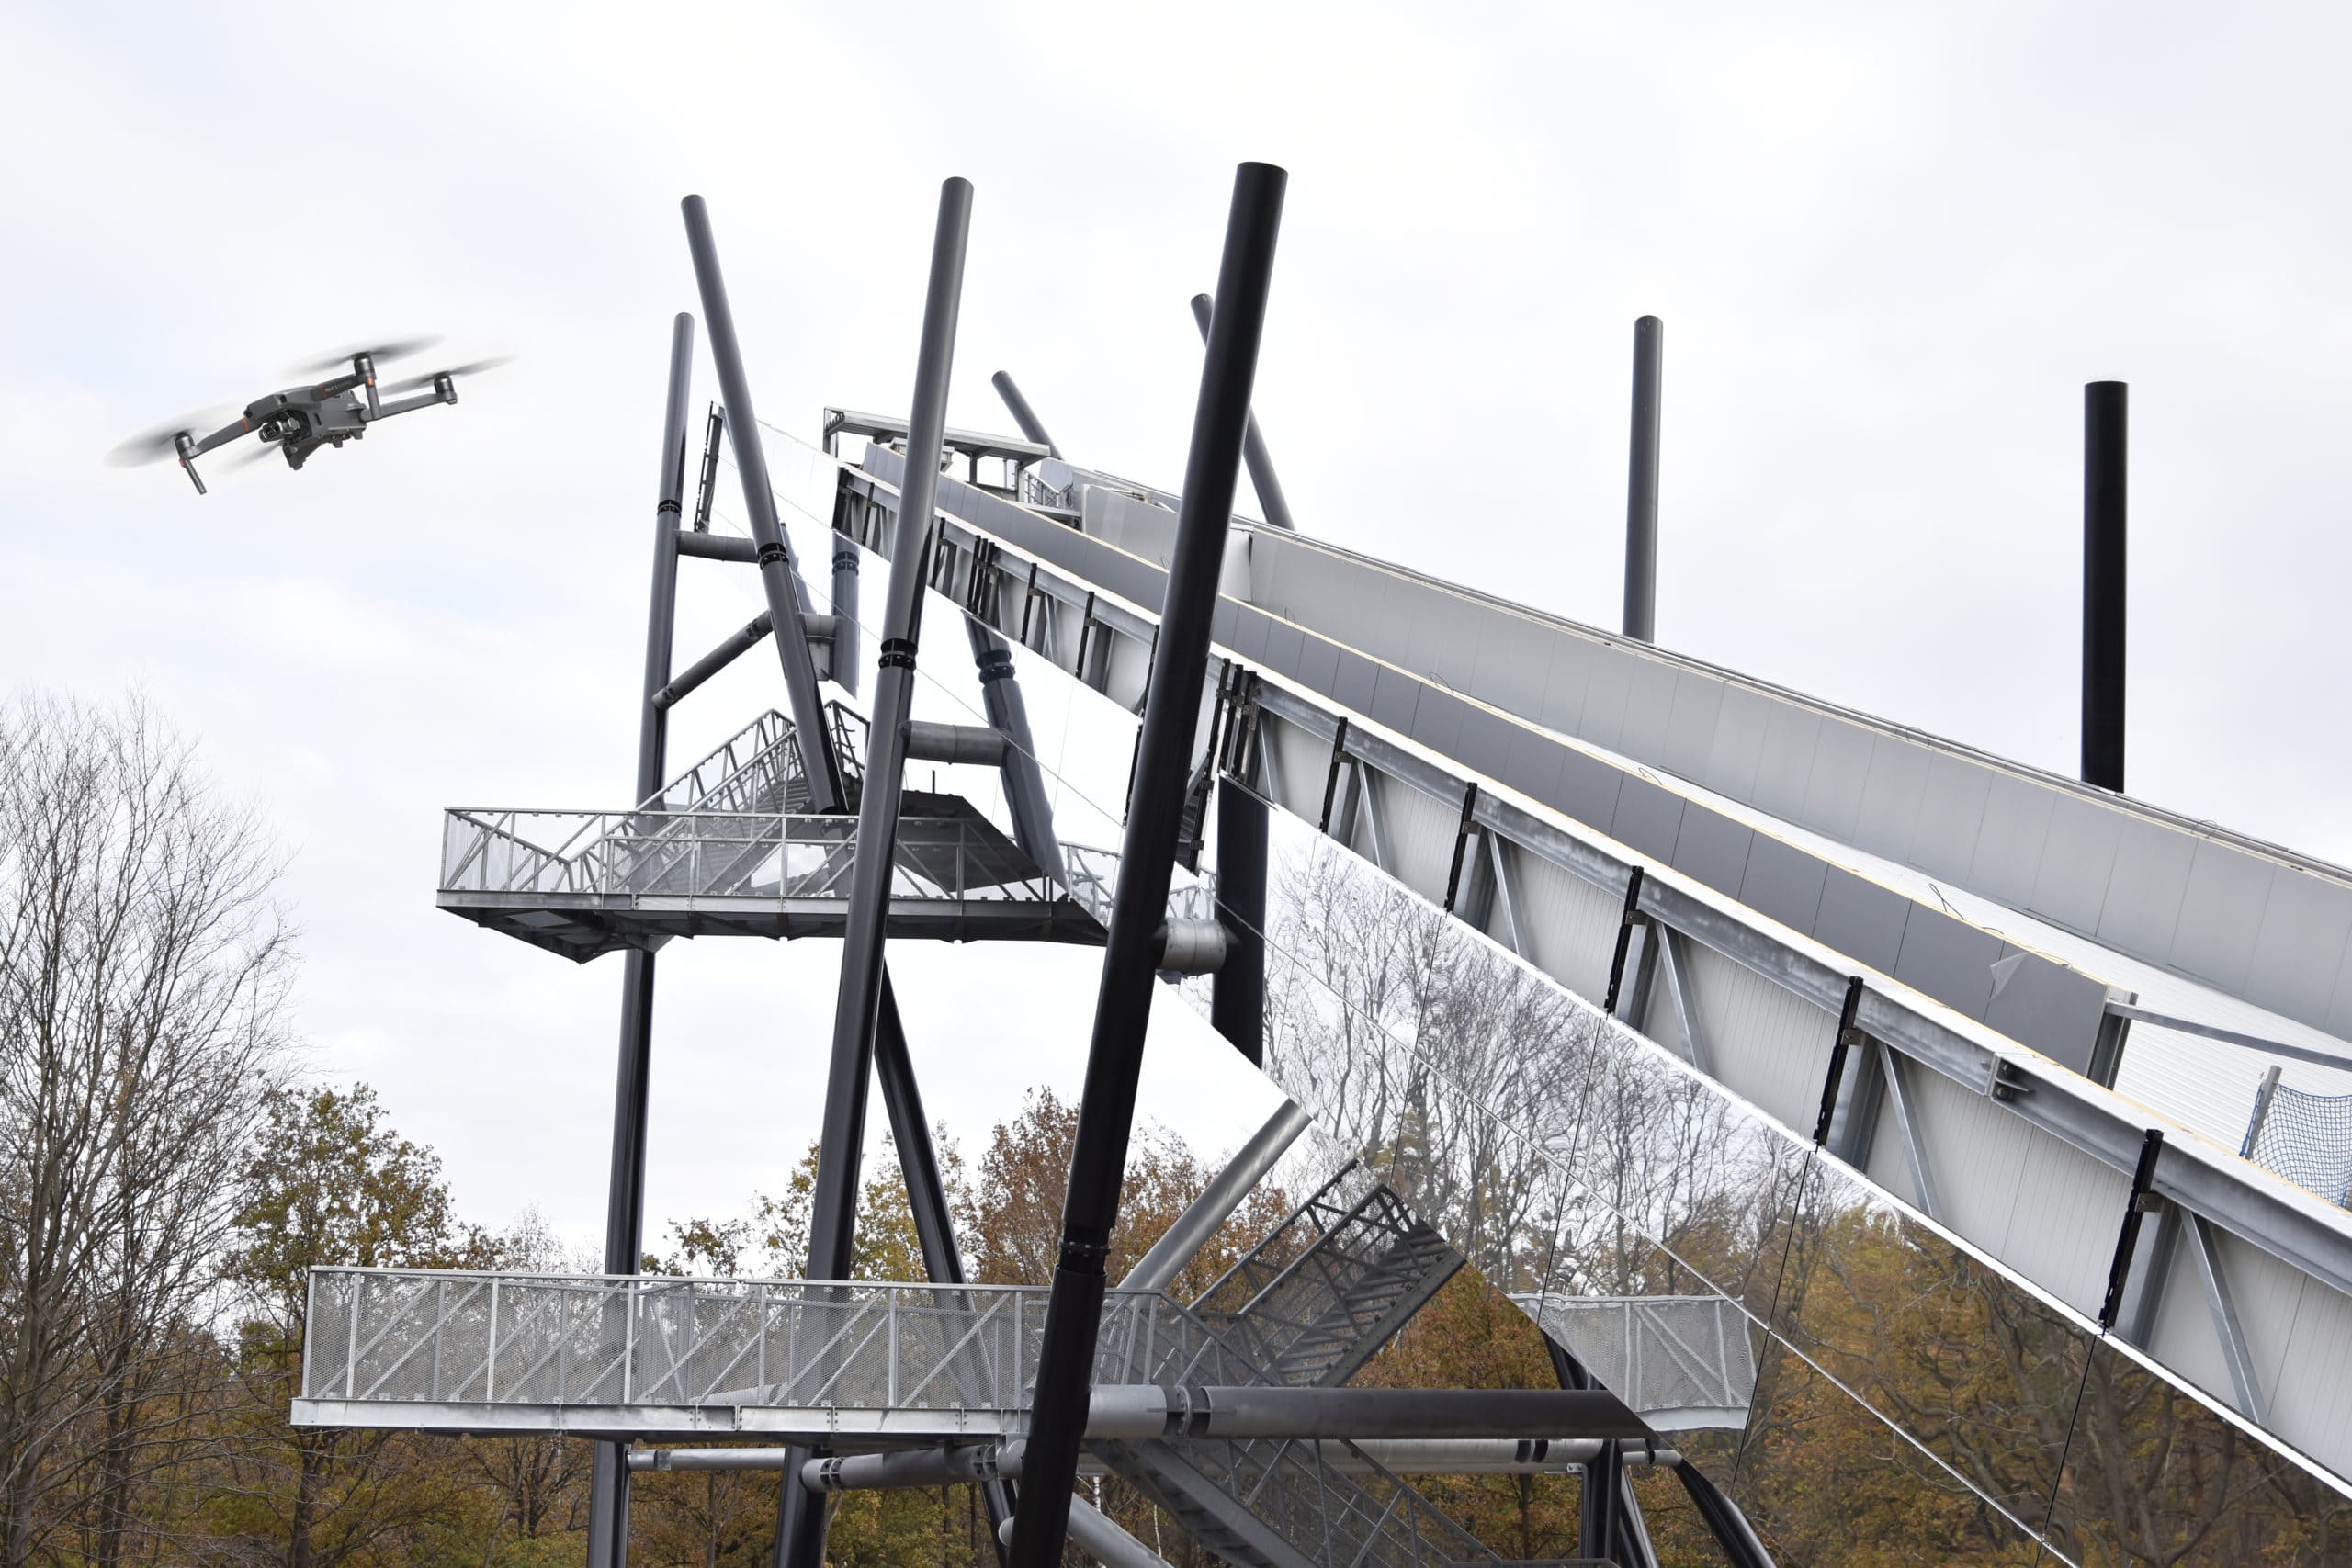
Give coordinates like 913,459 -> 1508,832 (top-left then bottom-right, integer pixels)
1607,776 -> 1685,864
1892,908 -> 2005,1023
1908,750 -> 1995,874
2246,868 -> 2352,1028
1331,648 -> 1377,716
1679,936 -> 1838,1134
1375,776 -> 1460,897
2172,840 -> 2278,995
1261,619 -> 1306,682
1513,853 -> 1621,1004
1852,731 -> 1931,854
1967,773 -> 2057,911
1983,942 -> 2112,1077
1367,664 -> 1420,736
2030,791 -> 2126,934
1659,671 -> 1727,783
1812,867 -> 1910,977
1995,1131 -> 2132,1317
1465,612 -> 1557,723
1295,629 -> 1340,696
1551,746 -> 1624,830
1701,683 -> 1772,801
2095,816 -> 2197,964
1410,686 -> 1469,766
2221,1224 -> 2313,1416
1799,716 -> 1874,845
1737,832 -> 1829,936
2273,1252 -> 2352,1466
1750,702 -> 1823,824
1577,649 -> 1635,755
1898,1051 -> 2037,1268
1668,806 -> 1755,899
1535,636 -> 1595,735
1617,658 -> 1679,764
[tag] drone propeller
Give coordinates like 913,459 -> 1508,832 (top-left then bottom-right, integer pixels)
382,356 -> 514,394
106,404 -> 238,468
288,336 -> 442,376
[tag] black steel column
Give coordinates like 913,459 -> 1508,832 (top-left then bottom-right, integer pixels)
682,194 -> 844,812
775,176 -> 973,1568
1623,315 -> 1662,644
872,974 -> 1016,1558
2083,380 -> 2128,793
989,370 -> 1061,457
1190,290 -> 1295,532
584,310 -> 696,1568
1210,776 -> 1267,1065
1007,160 -> 1287,1568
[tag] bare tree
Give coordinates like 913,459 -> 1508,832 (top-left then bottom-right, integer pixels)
0,693 -> 292,1568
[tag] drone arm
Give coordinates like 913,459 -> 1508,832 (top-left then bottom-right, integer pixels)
187,415 -> 254,457
368,389 -> 446,421
369,376 -> 459,422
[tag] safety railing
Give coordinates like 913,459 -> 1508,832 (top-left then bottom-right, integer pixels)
440,810 -> 1060,906
300,1269 -> 1274,1414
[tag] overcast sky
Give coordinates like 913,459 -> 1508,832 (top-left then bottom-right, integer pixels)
6,2 -> 2348,1253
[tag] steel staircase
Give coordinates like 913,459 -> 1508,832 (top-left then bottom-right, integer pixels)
1192,1163 -> 1465,1389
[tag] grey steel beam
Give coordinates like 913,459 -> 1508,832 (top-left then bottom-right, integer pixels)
653,613 -> 773,712
988,370 -> 1062,457
2107,1002 -> 2352,1074
1009,162 -> 1289,1568
2120,1200 -> 2182,1349
2187,1213 -> 2270,1426
585,311 -> 695,1568
903,720 -> 1011,766
1191,290 -> 1296,532
1623,315 -> 1663,643
675,530 -> 758,563
779,176 -> 973,1568
998,1499 -> 1170,1568
1654,927 -> 1710,1076
1120,1098 -> 1314,1293
645,1438 -> 1683,1478
1878,1044 -> 1943,1224
2242,1063 -> 2284,1157
681,195 -> 844,813
831,539 -> 862,697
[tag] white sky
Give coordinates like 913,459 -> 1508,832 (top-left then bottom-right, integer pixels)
5,2 -> 2348,1252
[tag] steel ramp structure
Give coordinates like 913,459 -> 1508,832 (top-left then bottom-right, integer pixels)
796,420 -> 2352,1562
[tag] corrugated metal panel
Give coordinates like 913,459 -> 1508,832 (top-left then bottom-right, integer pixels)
1679,938 -> 1838,1136
1510,853 -> 1619,1007
1995,1131 -> 2132,1317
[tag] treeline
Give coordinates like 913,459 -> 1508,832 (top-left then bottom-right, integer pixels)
0,694 -> 1665,1568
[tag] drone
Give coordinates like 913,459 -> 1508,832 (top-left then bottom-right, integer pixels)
108,338 -> 508,494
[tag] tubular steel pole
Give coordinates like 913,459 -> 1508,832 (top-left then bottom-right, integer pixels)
584,311 -> 696,1568
1008,161 -> 1287,1568
1623,315 -> 1663,644
989,370 -> 1061,457
967,615 -> 1065,883
2083,380 -> 2128,793
831,541 -> 862,695
775,176 -> 973,1568
872,975 -> 1017,1557
1190,291 -> 1295,532
681,195 -> 843,812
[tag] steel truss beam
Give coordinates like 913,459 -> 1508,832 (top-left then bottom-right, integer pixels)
812,387 -> 2352,1486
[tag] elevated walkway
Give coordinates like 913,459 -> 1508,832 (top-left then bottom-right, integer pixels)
294,1265 -> 1630,1568
438,704 -> 1209,962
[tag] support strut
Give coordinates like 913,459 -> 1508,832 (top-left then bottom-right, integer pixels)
775,175 -> 974,1568
583,310 -> 695,1568
1007,160 -> 1288,1568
